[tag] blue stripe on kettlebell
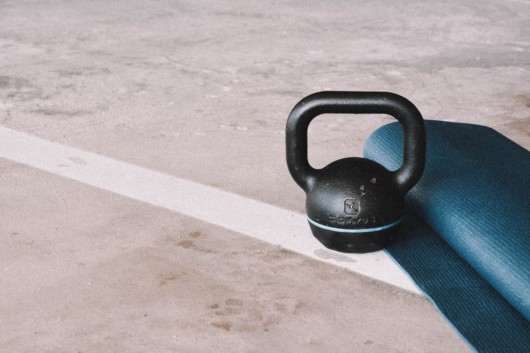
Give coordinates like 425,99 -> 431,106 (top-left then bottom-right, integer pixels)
307,217 -> 403,233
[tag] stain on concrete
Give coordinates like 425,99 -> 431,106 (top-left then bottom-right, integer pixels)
0,76 -> 42,101
204,296 -> 306,334
55,67 -> 111,78
177,239 -> 196,249
161,234 -> 214,254
189,231 -> 202,238
502,119 -> 530,139
213,11 -> 269,20
158,272 -> 184,286
31,108 -> 90,118
68,157 -> 88,166
0,76 -> 11,88
211,321 -> 231,331
258,247 -> 298,263
225,298 -> 244,307
516,93 -> 530,108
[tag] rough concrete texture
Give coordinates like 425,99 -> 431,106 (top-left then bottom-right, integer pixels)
1,0 -> 529,352
1,162 -> 467,352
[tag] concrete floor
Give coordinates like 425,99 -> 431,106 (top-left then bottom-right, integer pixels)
1,0 -> 529,352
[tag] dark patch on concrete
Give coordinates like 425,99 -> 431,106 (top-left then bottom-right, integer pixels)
55,67 -> 111,78
68,157 -> 88,166
213,11 -> 270,20
31,108 -> 90,118
0,76 -> 42,100
225,298 -> 244,307
55,70 -> 84,77
177,239 -> 196,249
189,231 -> 202,238
0,76 -> 10,88
516,93 -> 530,108
211,321 -> 231,331
159,272 -> 184,286
503,119 -> 530,138
0,76 -> 32,90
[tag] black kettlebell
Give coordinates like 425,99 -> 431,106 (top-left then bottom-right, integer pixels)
286,91 -> 426,253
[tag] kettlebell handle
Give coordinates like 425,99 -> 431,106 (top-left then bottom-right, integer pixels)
286,91 -> 426,194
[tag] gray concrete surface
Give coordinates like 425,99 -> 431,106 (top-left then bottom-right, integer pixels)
1,0 -> 529,352
1,162 -> 468,352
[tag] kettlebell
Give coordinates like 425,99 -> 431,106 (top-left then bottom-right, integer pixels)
286,91 -> 426,253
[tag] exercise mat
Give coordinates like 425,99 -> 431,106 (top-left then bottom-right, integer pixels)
364,120 -> 530,352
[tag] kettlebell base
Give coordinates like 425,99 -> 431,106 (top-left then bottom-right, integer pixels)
308,222 -> 398,253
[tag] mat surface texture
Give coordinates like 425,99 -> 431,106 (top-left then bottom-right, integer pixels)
364,121 -> 530,352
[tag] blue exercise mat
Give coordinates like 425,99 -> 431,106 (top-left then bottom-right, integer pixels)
364,121 -> 530,352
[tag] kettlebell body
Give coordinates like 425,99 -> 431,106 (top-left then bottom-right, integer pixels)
286,92 -> 426,253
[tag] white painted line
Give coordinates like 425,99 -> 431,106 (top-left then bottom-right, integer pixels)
0,126 -> 420,293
